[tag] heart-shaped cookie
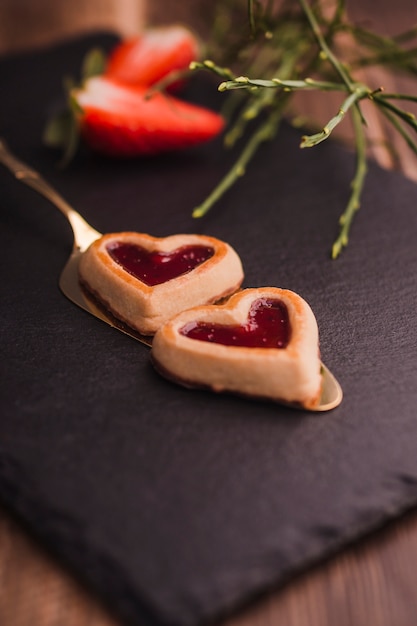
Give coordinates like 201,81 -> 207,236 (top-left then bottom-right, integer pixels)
79,232 -> 244,334
151,288 -> 322,409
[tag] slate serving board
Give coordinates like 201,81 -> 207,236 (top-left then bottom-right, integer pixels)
1,33 -> 417,626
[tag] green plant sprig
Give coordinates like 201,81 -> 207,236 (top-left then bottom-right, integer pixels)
191,0 -> 417,257
301,85 -> 371,147
218,76 -> 349,92
193,103 -> 285,218
332,104 -> 367,258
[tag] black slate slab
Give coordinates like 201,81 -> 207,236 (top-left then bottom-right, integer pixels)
1,33 -> 417,626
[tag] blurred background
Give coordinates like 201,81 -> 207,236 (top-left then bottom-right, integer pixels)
0,0 -> 144,54
0,0 -> 218,54
0,0 -> 416,180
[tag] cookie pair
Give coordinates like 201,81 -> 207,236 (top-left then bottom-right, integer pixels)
79,231 -> 322,409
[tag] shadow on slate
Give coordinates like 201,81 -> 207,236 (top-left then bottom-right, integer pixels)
1,33 -> 417,626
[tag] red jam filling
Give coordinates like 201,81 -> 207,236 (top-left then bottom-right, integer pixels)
180,298 -> 291,348
106,242 -> 214,286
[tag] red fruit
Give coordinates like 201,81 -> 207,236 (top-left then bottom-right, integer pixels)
105,25 -> 200,89
72,76 -> 224,156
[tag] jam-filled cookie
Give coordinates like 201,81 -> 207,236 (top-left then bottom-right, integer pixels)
78,232 -> 244,335
151,287 -> 322,409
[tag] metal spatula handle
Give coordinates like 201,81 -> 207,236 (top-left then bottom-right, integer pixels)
0,138 -> 101,250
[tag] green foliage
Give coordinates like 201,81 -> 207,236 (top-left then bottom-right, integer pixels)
42,48 -> 106,167
191,0 -> 417,257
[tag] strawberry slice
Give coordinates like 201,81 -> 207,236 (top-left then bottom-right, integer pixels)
105,25 -> 200,89
71,76 -> 224,157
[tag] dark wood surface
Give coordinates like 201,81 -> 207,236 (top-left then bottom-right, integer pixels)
1,2 -> 417,625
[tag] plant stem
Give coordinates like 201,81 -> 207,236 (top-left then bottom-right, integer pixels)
377,92 -> 417,103
223,87 -> 276,147
219,76 -> 348,91
193,104 -> 284,218
393,25 -> 417,44
373,95 -> 417,129
301,85 -> 369,147
189,60 -> 235,80
378,106 -> 417,155
298,0 -> 354,91
332,105 -> 367,258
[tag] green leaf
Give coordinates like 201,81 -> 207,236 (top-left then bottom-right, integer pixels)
42,110 -> 73,149
81,47 -> 107,82
42,101 -> 80,168
42,47 -> 101,166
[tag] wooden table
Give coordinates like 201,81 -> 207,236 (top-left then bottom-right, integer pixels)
2,502 -> 417,626
1,1 -> 417,625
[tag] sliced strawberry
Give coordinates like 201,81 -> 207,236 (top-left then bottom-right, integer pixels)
72,76 -> 224,156
105,25 -> 200,89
